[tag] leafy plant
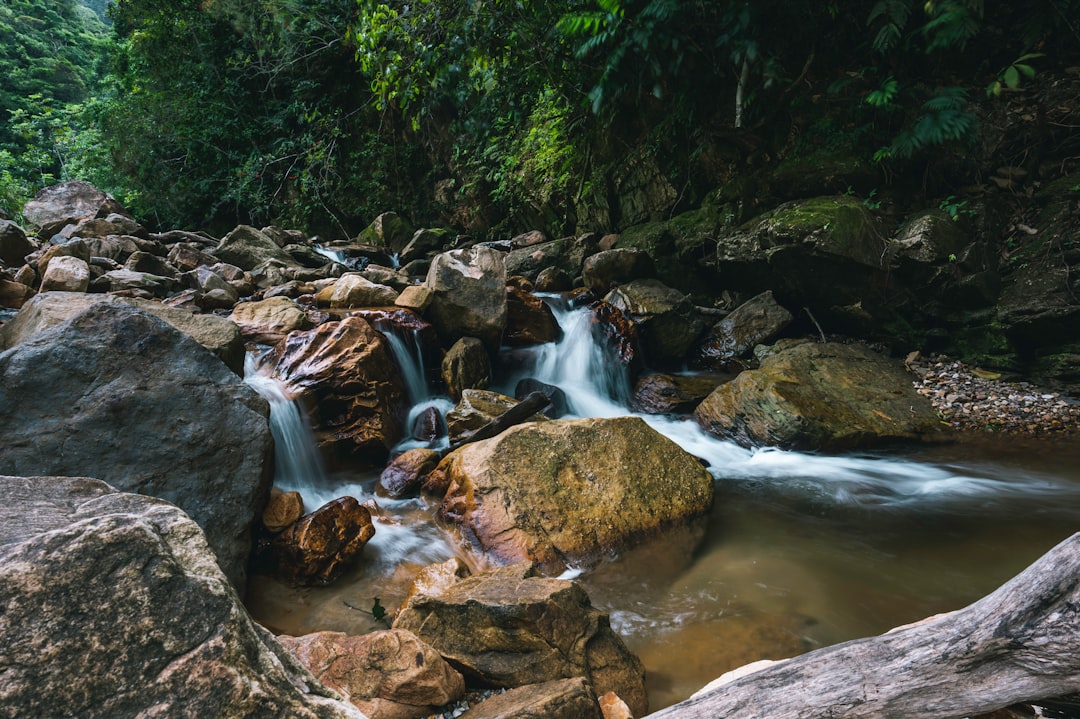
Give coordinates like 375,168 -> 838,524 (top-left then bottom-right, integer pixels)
939,195 -> 974,221
874,87 -> 976,161
986,53 -> 1044,96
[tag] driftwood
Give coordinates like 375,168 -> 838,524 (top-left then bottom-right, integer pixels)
443,391 -> 550,454
646,532 -> 1080,719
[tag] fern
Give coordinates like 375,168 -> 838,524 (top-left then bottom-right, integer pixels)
876,86 -> 975,160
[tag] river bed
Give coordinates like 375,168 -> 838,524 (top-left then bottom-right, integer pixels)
244,302 -> 1080,712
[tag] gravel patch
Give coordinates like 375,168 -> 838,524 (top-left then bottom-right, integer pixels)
906,352 -> 1080,436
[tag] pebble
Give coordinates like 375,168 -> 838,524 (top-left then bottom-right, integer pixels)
906,353 -> 1080,436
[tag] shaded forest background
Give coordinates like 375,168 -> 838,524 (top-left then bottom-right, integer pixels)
2,0 -> 1079,239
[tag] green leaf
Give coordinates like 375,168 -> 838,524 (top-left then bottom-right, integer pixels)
371,597 -> 386,620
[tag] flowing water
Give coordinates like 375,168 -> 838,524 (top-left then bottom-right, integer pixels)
244,301 -> 1080,712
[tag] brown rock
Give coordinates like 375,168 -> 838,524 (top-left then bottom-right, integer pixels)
0,279 -> 35,309
599,691 -> 634,719
591,301 -> 642,369
326,273 -> 400,308
393,562 -> 647,717
22,181 -> 127,236
271,496 -> 376,586
505,285 -> 561,346
378,448 -> 441,499
437,416 -> 713,572
263,488 -> 305,533
394,284 -> 433,312
631,373 -> 731,415
694,290 -> 793,368
41,255 -> 90,293
425,246 -> 507,352
280,629 -> 465,719
263,315 -> 408,464
441,337 -> 491,402
400,557 -> 471,610
582,248 -> 655,296
0,219 -> 34,266
444,389 -> 549,445
230,296 -> 312,345
460,678 -> 603,719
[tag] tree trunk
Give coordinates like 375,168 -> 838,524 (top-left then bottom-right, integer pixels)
646,532 -> 1080,719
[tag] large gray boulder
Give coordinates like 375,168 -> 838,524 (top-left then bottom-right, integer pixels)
0,475 -> 367,719
212,225 -> 300,271
425,246 -> 507,352
0,291 -> 245,374
603,279 -> 707,365
0,303 -> 273,589
21,180 -> 128,236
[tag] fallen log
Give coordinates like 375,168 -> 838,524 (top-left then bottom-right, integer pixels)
443,391 -> 550,454
647,531 -> 1080,719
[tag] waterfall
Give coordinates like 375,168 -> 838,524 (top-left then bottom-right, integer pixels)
243,354 -> 328,494
377,323 -> 431,406
498,300 -> 1080,512
313,245 -> 346,264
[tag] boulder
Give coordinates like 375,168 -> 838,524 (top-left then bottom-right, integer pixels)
709,195 -> 888,308
505,285 -> 561,346
436,416 -> 713,571
262,316 -> 407,465
441,337 -> 491,402
0,291 -> 246,374
230,296 -> 313,345
0,475 -> 365,719
379,448 -> 441,499
361,265 -> 411,292
21,180 -> 128,236
0,304 -> 273,588
60,212 -> 148,240
322,273 -> 400,308
263,488 -> 305,533
459,678 -> 603,719
534,266 -> 574,292
694,290 -> 793,369
0,278 -> 34,309
126,249 -> 181,278
40,254 -> 90,292
0,219 -> 34,266
591,301 -> 644,370
394,284 -> 433,312
505,234 -> 600,282
400,557 -> 471,610
425,247 -> 507,352
279,630 -> 465,719
394,562 -> 647,716
603,279 -> 707,365
80,233 -> 146,263
694,341 -> 943,450
270,496 -> 376,586
399,227 -> 455,265
631,372 -> 730,414
356,212 -> 415,254
168,243 -> 219,272
213,225 -> 299,271
582,248 -> 656,295
93,267 -> 176,297
35,238 -> 90,277
410,406 -> 446,443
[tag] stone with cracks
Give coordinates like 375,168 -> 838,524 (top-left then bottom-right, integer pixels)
0,303 -> 273,589
212,224 -> 300,271
230,295 -> 313,345
694,290 -> 793,368
269,496 -> 376,586
21,180 -> 128,236
40,254 -> 90,292
394,562 -> 648,717
0,475 -> 367,719
425,246 -> 507,352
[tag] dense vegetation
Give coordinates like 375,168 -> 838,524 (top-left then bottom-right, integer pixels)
1,0 -> 1078,237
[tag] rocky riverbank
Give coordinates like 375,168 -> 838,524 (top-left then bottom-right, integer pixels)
906,352 -> 1080,436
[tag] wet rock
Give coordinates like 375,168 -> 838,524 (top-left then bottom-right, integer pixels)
505,285 -> 561,346
0,291 -> 245,373
230,295 -> 312,345
0,304 -> 273,590
515,378 -> 569,418
212,224 -> 299,271
444,389 -> 549,445
631,372 -> 730,414
695,290 -> 793,369
599,691 -> 634,719
40,255 -> 90,292
534,266 -> 574,292
0,476 -> 365,719
21,180 -> 128,236
400,557 -> 471,610
695,341 -> 943,450
379,448 -> 441,499
263,315 -> 408,465
286,243 -> 334,268
271,496 -> 376,586
604,279 -> 706,365
582,248 -> 656,295
590,300 -> 644,371
0,219 -> 34,266
410,406 -> 446,443
280,629 -> 464,719
441,336 -> 491,401
263,488 -> 305,533
425,246 -> 507,352
394,562 -> 647,717
459,678 -> 603,719
505,234 -> 600,282
394,284 -> 433,312
437,416 -> 713,572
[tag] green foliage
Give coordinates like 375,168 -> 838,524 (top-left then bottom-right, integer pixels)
987,53 -> 1044,96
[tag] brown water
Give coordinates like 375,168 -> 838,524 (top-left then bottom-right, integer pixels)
246,434 -> 1080,712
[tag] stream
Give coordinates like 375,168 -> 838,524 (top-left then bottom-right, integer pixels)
244,299 -> 1080,711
